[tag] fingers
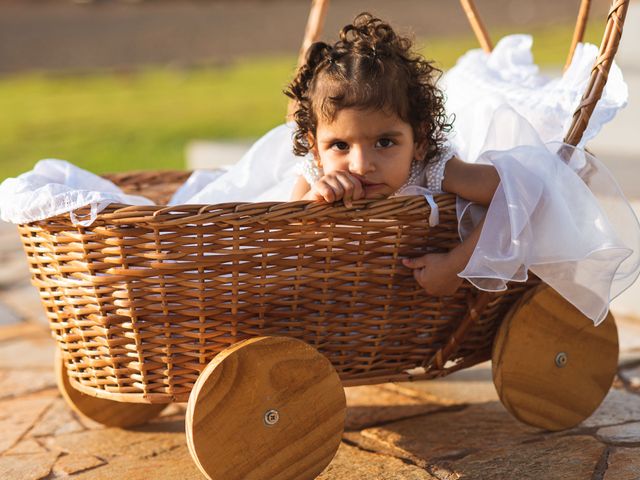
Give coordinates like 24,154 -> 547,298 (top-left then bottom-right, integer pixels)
402,255 -> 430,269
336,173 -> 363,207
311,171 -> 364,206
313,178 -> 340,203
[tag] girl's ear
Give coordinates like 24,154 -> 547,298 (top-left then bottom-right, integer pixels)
414,140 -> 428,161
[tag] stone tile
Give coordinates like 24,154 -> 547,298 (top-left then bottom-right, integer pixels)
53,453 -> 106,476
4,439 -> 47,455
344,384 -> 450,431
28,397 -> 85,437
0,368 -> 56,400
0,255 -> 31,290
581,389 -> 640,428
0,452 -> 59,480
439,435 -> 605,480
0,222 -> 23,256
354,401 -> 546,462
317,442 -> 437,480
393,361 -> 499,405
46,417 -> 186,460
0,393 -> 56,454
597,422 -> 640,444
0,284 -> 47,326
604,447 -> 640,479
0,337 -> 55,369
619,350 -> 640,368
0,302 -> 21,326
70,443 -> 202,480
0,322 -> 48,343
619,362 -> 640,388
157,402 -> 186,419
616,315 -> 640,353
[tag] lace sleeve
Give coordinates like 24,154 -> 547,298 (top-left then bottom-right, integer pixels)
425,146 -> 454,193
296,155 -> 323,186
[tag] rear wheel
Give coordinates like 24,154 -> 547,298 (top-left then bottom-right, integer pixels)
492,284 -> 618,431
55,350 -> 166,428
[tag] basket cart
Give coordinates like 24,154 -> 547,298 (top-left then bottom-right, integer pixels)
16,1 -> 629,479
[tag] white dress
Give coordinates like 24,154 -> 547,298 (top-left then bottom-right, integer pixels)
440,35 -> 638,326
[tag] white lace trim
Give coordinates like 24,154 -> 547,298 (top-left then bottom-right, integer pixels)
298,155 -> 323,186
425,153 -> 452,193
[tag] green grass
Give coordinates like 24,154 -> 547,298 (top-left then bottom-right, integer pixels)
0,21 -> 606,181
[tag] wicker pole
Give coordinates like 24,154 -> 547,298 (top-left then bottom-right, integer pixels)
459,0 -> 493,53
564,0 -> 630,147
287,0 -> 330,118
565,0 -> 592,72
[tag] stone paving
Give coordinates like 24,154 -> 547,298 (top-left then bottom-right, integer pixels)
2,218 -> 640,480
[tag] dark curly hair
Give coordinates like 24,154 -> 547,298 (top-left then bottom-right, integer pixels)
284,13 -> 453,164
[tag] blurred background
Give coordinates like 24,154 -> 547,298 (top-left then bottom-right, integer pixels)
0,0 -> 629,182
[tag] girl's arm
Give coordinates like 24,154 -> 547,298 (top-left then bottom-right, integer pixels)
403,157 -> 500,296
441,156 -> 500,206
291,176 -> 311,201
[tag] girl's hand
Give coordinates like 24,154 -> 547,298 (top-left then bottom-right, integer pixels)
402,252 -> 464,297
303,171 -> 364,207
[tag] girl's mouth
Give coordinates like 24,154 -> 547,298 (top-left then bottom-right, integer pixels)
352,174 -> 383,187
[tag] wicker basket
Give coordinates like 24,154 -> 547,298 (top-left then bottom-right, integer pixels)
17,0 -> 629,405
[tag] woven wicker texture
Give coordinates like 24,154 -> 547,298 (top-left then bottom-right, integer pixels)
20,181 -> 536,402
18,0 -> 628,403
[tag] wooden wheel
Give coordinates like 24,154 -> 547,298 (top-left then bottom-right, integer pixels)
55,350 -> 167,428
492,284 -> 618,431
186,336 -> 346,480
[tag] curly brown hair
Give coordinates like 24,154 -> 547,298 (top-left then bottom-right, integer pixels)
285,13 -> 453,164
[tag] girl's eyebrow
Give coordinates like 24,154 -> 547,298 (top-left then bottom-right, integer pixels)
319,131 -> 404,142
319,136 -> 345,144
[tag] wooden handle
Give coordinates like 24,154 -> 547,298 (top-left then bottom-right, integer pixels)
296,0 -> 331,69
459,0 -> 493,53
565,0 -> 592,72
287,0 -> 330,118
564,0 -> 630,147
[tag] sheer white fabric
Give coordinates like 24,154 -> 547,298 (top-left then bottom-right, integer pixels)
172,123 -> 303,205
0,124 -> 303,226
455,107 -> 639,325
435,34 -> 636,325
0,159 -> 153,226
441,34 -> 627,163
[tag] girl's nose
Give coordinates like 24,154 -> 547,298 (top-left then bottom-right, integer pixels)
348,147 -> 374,175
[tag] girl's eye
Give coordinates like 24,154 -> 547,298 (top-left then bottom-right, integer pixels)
376,138 -> 395,148
331,141 -> 349,151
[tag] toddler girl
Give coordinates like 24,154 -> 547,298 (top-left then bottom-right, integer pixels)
285,13 -> 499,297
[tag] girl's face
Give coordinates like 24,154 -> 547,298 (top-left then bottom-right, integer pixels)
311,108 -> 425,199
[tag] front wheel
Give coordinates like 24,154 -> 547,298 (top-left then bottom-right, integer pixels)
186,336 -> 346,480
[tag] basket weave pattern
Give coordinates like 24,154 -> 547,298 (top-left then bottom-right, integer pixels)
19,175 -> 535,403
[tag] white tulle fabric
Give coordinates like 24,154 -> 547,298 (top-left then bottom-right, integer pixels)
391,34 -> 636,325
441,34 -> 628,161
0,159 -> 154,226
171,123 -> 303,205
0,124 -> 303,226
455,107 -> 639,325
